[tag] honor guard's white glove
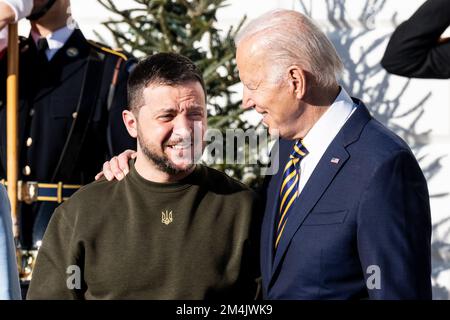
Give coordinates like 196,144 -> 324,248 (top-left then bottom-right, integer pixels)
0,0 -> 33,51
1,0 -> 33,22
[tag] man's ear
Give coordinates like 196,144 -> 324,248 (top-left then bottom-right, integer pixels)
123,109 -> 138,138
287,65 -> 307,99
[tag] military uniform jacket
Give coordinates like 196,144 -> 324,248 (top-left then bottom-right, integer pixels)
0,28 -> 136,247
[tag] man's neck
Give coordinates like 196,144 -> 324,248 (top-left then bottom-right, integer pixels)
134,154 -> 195,184
293,85 -> 341,139
31,18 -> 69,38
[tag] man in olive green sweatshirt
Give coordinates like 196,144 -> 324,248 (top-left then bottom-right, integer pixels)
27,53 -> 260,300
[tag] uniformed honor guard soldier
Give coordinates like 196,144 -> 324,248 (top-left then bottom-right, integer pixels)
0,0 -> 136,293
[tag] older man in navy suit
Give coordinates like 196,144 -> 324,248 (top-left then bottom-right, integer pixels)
234,10 -> 431,299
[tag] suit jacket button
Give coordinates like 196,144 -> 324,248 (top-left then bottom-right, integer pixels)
23,166 -> 31,176
29,109 -> 35,117
72,112 -> 78,119
26,137 -> 33,147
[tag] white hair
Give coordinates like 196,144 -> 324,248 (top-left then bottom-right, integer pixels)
235,9 -> 343,88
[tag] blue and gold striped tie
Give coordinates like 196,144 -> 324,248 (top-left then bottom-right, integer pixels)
274,140 -> 309,249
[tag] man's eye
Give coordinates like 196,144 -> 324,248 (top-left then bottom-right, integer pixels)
246,83 -> 258,90
190,112 -> 204,118
159,114 -> 174,121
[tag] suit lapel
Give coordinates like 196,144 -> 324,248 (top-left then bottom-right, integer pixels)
261,139 -> 291,283
271,140 -> 349,278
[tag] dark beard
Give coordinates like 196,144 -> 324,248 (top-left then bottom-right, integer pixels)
138,136 -> 194,176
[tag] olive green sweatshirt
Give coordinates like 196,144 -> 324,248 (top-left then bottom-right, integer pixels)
27,160 -> 260,299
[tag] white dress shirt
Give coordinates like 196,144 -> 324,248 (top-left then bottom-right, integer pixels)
298,87 -> 357,195
31,25 -> 74,61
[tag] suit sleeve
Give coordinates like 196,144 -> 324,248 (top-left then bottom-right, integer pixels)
356,150 -> 432,299
26,205 -> 84,300
107,57 -> 136,156
381,0 -> 450,79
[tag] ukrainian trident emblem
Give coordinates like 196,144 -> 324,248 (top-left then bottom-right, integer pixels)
161,210 -> 173,225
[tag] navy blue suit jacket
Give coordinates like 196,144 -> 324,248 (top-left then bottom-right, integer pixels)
260,99 -> 432,299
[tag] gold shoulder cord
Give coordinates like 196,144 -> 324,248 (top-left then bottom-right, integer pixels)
87,40 -> 128,61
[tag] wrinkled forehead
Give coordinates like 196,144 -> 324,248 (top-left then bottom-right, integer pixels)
142,82 -> 206,111
236,40 -> 267,82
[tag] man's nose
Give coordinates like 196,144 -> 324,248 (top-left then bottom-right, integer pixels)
172,115 -> 193,136
242,87 -> 255,110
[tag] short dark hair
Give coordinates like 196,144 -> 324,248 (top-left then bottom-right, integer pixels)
127,52 -> 206,113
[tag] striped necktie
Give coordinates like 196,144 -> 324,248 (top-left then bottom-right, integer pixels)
274,140 -> 309,249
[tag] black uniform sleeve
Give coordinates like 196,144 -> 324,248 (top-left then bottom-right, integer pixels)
381,0 -> 450,79
107,57 -> 137,156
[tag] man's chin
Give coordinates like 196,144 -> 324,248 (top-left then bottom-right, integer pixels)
165,147 -> 198,165
31,0 -> 53,15
268,125 -> 279,137
166,159 -> 195,173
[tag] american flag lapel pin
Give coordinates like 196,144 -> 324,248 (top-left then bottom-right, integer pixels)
330,157 -> 340,164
